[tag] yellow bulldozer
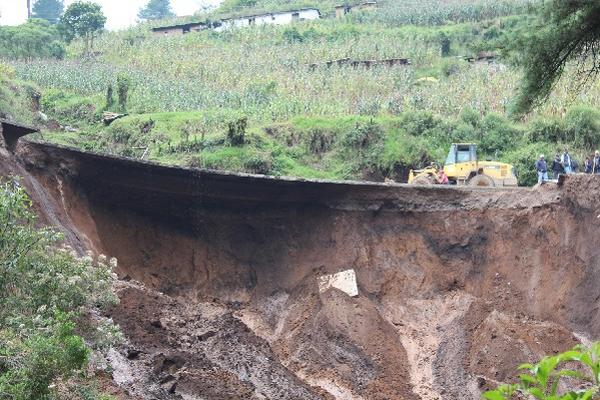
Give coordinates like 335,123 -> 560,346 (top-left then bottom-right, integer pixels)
408,143 -> 518,187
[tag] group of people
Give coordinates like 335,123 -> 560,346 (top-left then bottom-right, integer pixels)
535,149 -> 600,183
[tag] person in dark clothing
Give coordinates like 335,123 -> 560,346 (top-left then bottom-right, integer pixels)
585,157 -> 593,174
593,151 -> 600,174
551,153 -> 564,178
535,154 -> 548,184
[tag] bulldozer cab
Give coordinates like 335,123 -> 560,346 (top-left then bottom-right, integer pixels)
444,143 -> 478,183
445,143 -> 477,164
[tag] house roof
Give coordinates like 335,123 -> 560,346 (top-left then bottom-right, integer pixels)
151,21 -> 207,32
152,7 -> 321,32
335,2 -> 377,8
219,8 -> 321,23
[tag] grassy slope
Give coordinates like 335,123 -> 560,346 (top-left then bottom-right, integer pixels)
0,66 -> 40,127
12,0 -> 600,185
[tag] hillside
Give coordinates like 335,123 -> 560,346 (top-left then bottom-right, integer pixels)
9,0 -> 600,185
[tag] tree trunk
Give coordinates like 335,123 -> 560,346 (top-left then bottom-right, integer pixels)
27,0 -> 31,19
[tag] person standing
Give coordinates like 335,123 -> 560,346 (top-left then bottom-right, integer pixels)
593,150 -> 600,174
437,169 -> 449,184
585,157 -> 593,173
551,153 -> 564,178
561,148 -> 573,174
535,154 -> 548,184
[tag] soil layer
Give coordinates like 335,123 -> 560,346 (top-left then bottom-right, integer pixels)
1,140 -> 597,399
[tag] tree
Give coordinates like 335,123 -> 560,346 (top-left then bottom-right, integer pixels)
31,0 -> 64,24
0,19 -> 65,60
137,0 -> 175,21
512,2 -> 600,116
59,1 -> 106,54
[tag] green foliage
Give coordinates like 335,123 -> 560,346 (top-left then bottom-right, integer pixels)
60,1 -> 107,53
116,74 -> 131,113
564,106 -> 600,150
439,32 -> 451,57
510,1 -> 600,115
502,142 -> 555,186
138,0 -> 176,21
0,179 -> 119,399
0,19 -> 65,60
104,84 -> 114,111
41,88 -> 99,124
526,117 -> 567,143
339,119 -> 385,172
351,0 -> 539,27
478,113 -> 522,155
0,70 -> 40,125
32,0 -> 65,24
0,316 -> 89,400
227,117 -> 248,146
0,64 -> 16,80
484,342 -> 600,400
11,0 -> 600,185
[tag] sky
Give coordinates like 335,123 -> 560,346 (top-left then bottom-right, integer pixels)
0,0 -> 222,30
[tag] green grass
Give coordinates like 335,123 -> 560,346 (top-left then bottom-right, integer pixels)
11,0 -> 600,186
0,64 -> 40,126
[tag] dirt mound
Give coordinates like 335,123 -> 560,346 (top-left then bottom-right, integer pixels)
4,140 -> 600,399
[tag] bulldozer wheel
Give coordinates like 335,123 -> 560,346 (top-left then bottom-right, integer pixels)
411,175 -> 436,185
468,174 -> 496,187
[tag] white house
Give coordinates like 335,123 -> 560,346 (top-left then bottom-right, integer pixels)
214,8 -> 321,32
152,8 -> 321,36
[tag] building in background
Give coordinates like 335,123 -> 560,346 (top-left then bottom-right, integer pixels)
152,21 -> 208,35
214,8 -> 320,31
335,2 -> 378,18
152,8 -> 321,36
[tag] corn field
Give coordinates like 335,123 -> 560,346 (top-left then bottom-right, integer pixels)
9,0 -> 600,126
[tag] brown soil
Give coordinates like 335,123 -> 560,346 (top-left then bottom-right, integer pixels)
2,140 -> 598,399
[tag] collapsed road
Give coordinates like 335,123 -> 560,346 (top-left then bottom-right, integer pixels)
1,127 -> 599,399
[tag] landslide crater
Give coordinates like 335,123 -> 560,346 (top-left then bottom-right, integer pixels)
3,140 -> 599,400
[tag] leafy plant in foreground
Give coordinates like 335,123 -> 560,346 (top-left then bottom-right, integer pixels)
0,179 -> 119,399
484,343 -> 600,400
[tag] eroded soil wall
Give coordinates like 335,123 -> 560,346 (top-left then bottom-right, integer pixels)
3,140 -> 600,399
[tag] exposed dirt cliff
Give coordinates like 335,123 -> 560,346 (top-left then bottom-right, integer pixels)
2,139 -> 599,399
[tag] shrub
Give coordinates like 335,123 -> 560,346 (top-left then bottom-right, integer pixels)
243,152 -> 272,174
439,32 -> 451,56
0,63 -> 16,80
478,113 -> 522,155
104,84 -> 114,111
41,89 -> 97,123
565,106 -> 600,150
0,19 -> 65,60
502,142 -> 555,186
381,130 -> 438,170
484,342 -> 600,400
227,117 -> 248,146
0,179 -> 119,399
340,120 -> 385,171
460,107 -> 482,129
400,110 -> 442,136
116,74 -> 131,113
526,117 -> 567,143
